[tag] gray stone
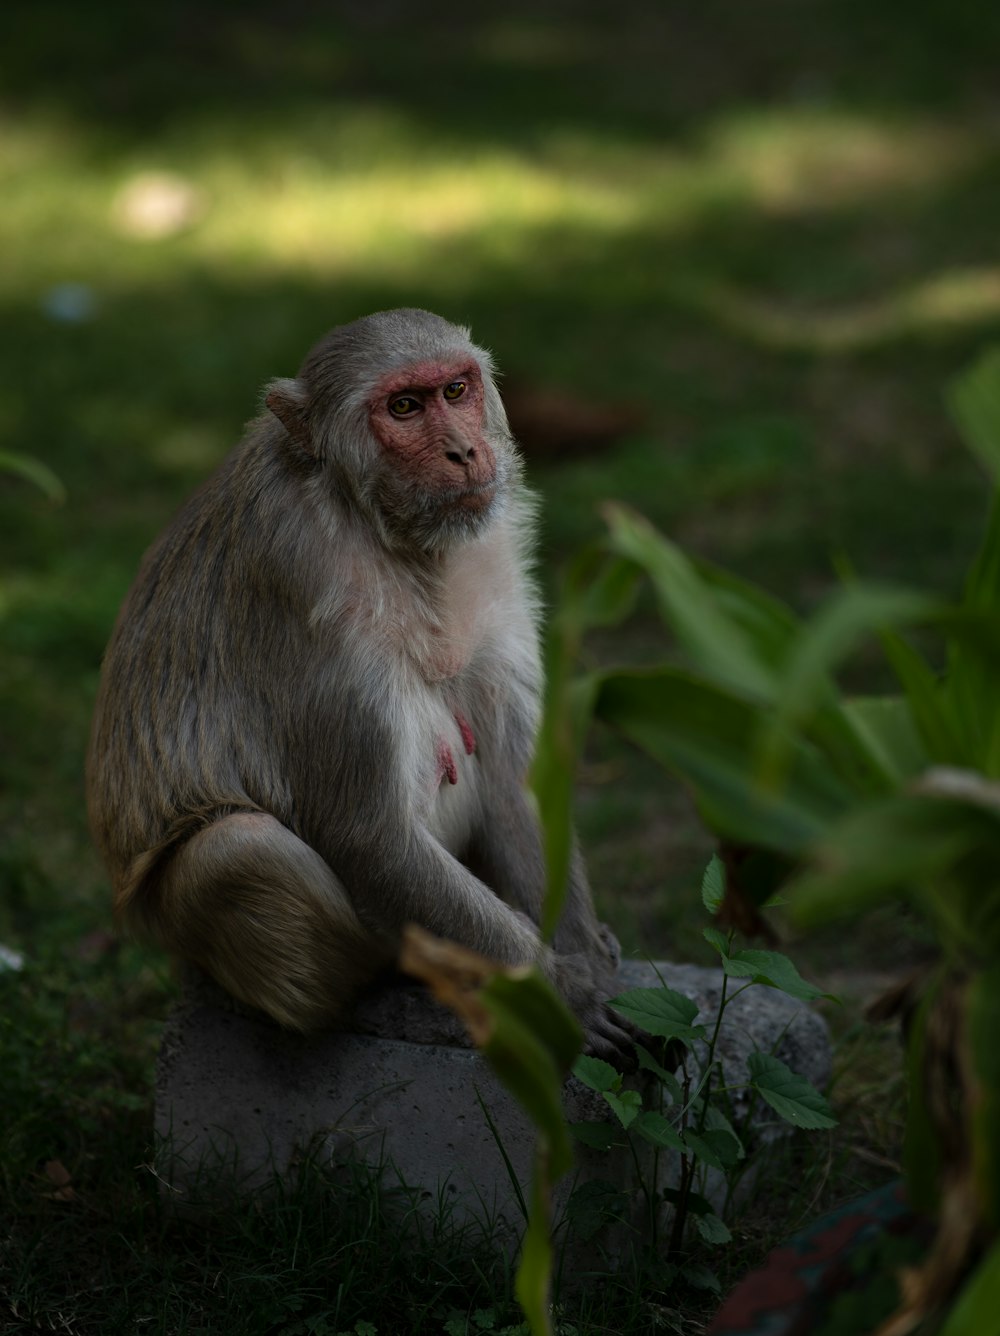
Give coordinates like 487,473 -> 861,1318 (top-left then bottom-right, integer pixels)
156,960 -> 831,1255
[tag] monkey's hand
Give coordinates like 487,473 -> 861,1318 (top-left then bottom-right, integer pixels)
551,951 -> 638,1070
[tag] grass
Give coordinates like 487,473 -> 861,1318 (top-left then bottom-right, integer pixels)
2,0 -> 999,1329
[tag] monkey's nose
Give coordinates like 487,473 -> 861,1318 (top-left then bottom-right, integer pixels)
444,441 -> 476,466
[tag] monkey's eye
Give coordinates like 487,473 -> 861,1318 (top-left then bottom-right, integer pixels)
443,382 -> 466,401
388,396 -> 420,418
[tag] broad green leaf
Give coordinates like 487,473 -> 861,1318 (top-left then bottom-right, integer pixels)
568,1121 -> 617,1151
704,1105 -> 745,1160
631,1110 -> 686,1153
757,583 -> 940,786
683,1128 -> 742,1171
935,1237 -> 1000,1336
839,696 -> 929,782
881,630 -> 965,764
701,855 -> 725,913
695,1213 -> 732,1245
634,1045 -> 683,1100
692,556 -> 800,671
703,926 -> 729,957
604,1088 -> 642,1129
564,551 -> 641,631
609,986 -> 706,1044
603,503 -> 777,700
788,794 -> 1000,929
966,965 -> 1000,1226
595,668 -> 851,854
0,449 -> 66,503
949,347 -> 1000,479
662,1187 -> 715,1216
722,948 -> 830,1001
486,973 -> 582,1071
572,1054 -> 621,1094
747,1053 -> 837,1129
681,1264 -> 721,1294
481,974 -> 578,1180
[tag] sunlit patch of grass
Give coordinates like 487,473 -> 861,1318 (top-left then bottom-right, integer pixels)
707,109 -> 983,214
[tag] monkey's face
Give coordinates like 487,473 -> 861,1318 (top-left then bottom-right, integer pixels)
366,358 -> 502,547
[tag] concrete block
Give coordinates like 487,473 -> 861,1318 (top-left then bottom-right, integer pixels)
156,960 -> 831,1255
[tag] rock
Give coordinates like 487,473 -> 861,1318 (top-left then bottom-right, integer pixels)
156,960 -> 831,1258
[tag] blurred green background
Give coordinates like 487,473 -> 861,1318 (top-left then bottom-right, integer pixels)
4,0 -> 1000,968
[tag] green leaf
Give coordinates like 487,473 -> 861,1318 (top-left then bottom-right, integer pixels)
935,1237 -> 1000,1336
0,449 -> 66,503
747,1053 -> 837,1129
839,695 -> 929,782
788,793 -> 1000,929
595,667 -> 850,854
682,1128 -> 742,1171
604,1088 -> 642,1129
722,948 -> 831,1001
634,1044 -> 682,1099
481,972 -> 580,1180
662,1187 -> 715,1216
515,1147 -> 555,1334
572,1054 -> 621,1094
703,926 -> 729,957
949,347 -> 1000,479
695,1213 -> 732,1245
692,556 -> 800,671
609,986 -> 706,1044
568,1121 -> 617,1151
603,503 -> 777,700
756,582 -> 940,787
680,1264 -> 721,1294
882,630 -> 965,764
703,1105 -> 745,1160
630,1110 -> 686,1153
946,490 -> 1000,774
701,855 -> 725,913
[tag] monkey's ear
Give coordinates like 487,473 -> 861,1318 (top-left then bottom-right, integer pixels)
265,378 -> 315,456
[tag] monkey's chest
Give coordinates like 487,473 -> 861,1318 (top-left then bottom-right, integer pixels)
410,692 -> 480,855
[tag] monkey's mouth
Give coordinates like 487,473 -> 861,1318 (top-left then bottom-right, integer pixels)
451,483 -> 496,512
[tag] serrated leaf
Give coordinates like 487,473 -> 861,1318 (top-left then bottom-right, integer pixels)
695,1212 -> 732,1245
701,855 -> 725,912
631,1110 -> 686,1153
723,948 -> 830,1001
703,926 -> 729,957
703,1105 -> 746,1160
609,986 -> 706,1043
683,1127 -> 720,1170
572,1054 -> 622,1094
604,1088 -> 642,1129
748,1052 -> 837,1129
635,1044 -> 682,1099
662,1187 -> 715,1216
568,1121 -> 617,1150
681,1263 -> 721,1293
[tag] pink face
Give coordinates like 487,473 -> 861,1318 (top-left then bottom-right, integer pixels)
368,358 -> 498,512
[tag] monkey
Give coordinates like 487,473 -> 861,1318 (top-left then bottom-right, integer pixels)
86,308 -> 635,1063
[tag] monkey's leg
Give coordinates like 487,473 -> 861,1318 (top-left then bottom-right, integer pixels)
134,812 -> 382,1031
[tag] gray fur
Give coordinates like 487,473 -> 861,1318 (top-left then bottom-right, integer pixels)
87,310 -> 631,1059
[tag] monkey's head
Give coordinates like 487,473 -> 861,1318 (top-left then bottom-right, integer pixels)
265,309 -> 519,553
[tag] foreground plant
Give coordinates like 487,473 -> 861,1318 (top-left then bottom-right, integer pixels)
538,349 -> 1000,1334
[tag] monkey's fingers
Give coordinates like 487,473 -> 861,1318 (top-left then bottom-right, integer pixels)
583,1005 -> 640,1072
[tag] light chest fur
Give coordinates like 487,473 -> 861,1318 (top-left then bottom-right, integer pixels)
315,510 -> 542,856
